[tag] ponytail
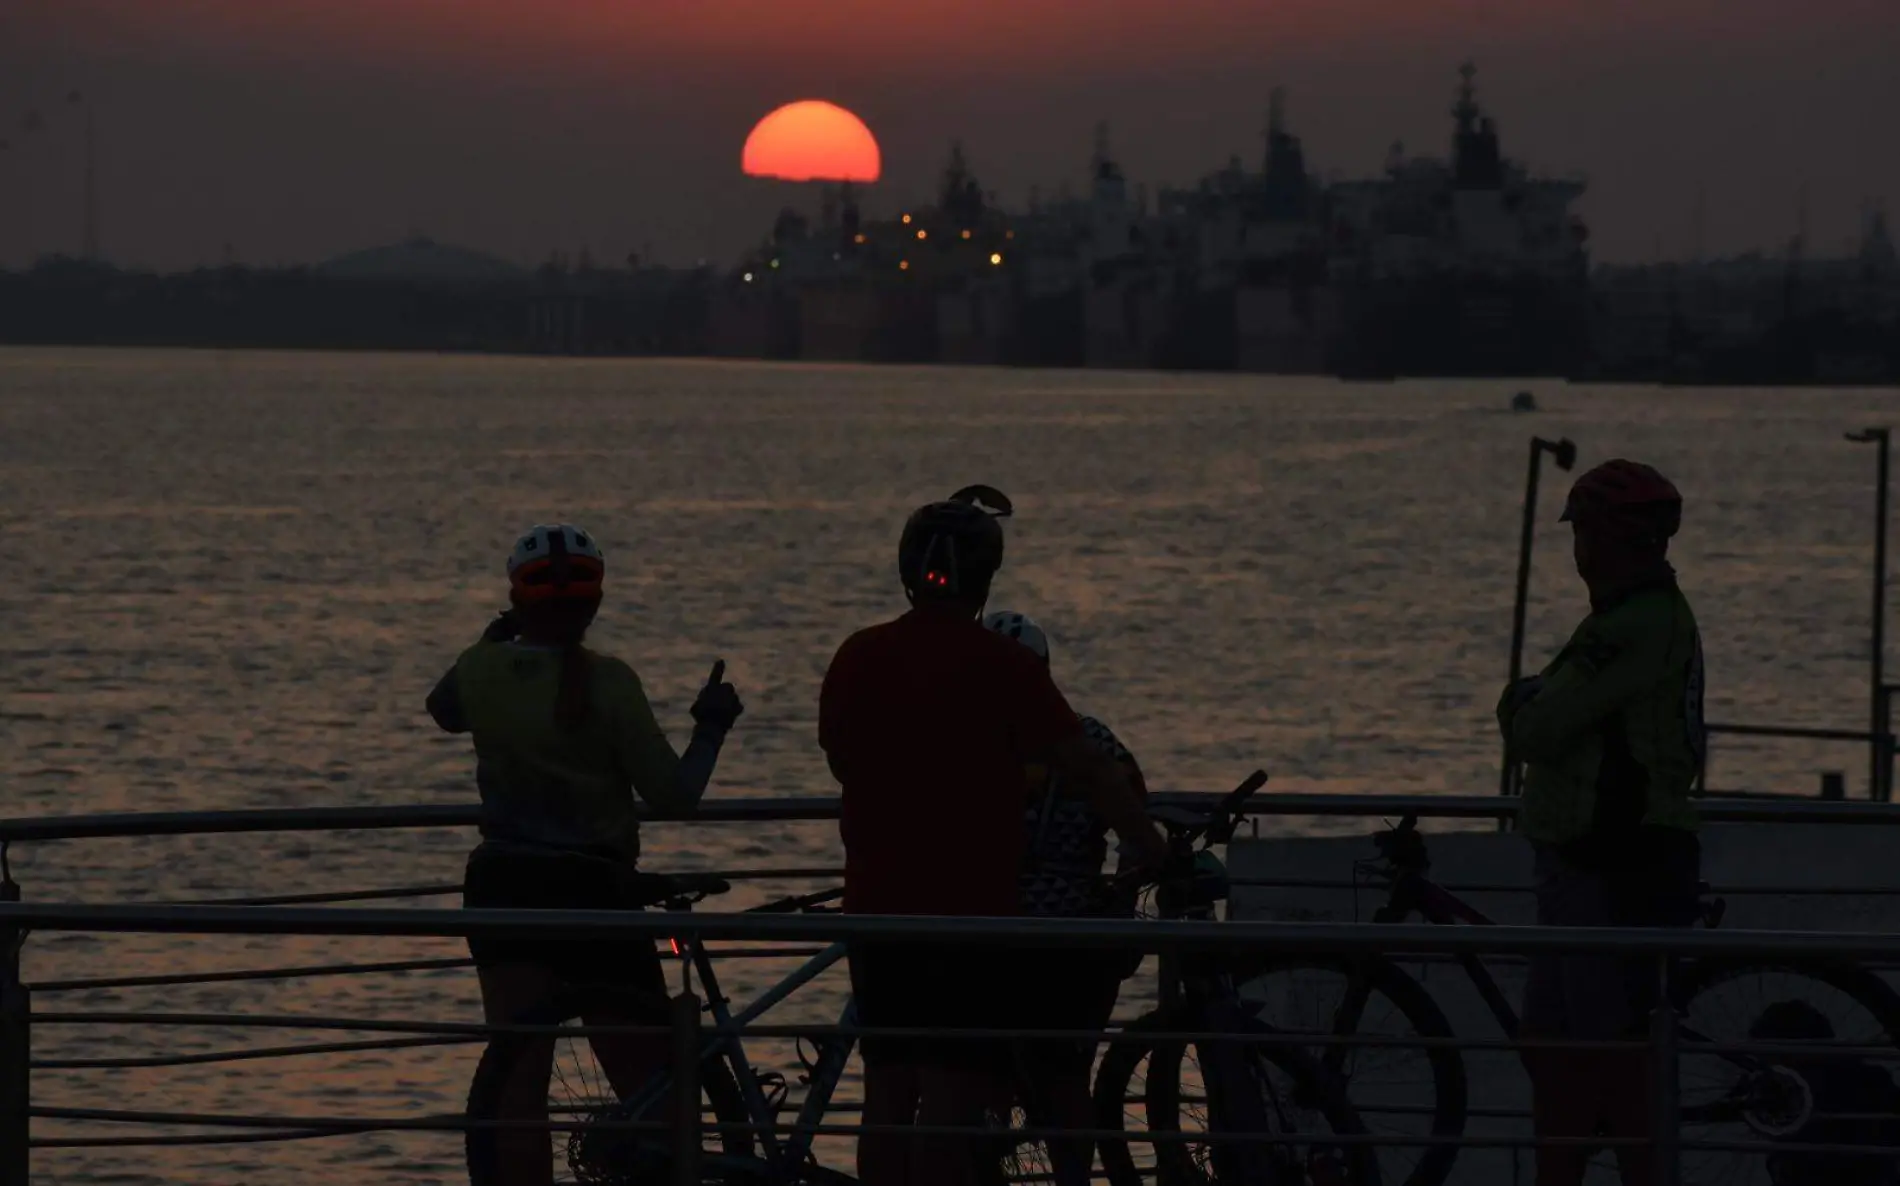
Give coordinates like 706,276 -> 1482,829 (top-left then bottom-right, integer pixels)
513,595 -> 601,731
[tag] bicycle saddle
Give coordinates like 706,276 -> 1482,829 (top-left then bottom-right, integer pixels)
624,871 -> 732,907
668,872 -> 734,897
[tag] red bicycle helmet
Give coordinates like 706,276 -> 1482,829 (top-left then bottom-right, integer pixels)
1560,460 -> 1683,537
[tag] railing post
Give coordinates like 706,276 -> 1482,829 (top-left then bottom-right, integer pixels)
1648,959 -> 1680,1186
671,989 -> 702,1186
1501,435 -> 1578,823
1,862 -> 28,1186
1878,434 -> 1890,801
1848,428 -> 1890,800
1878,684 -> 1897,803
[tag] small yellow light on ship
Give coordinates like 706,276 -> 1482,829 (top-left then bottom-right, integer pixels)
899,260 -> 910,271
901,213 -> 912,224
853,233 -> 867,244
769,258 -> 780,269
916,229 -> 927,241
961,229 -> 972,240
989,253 -> 1003,266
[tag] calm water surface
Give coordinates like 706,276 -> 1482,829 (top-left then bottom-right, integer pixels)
1,347 -> 1894,1182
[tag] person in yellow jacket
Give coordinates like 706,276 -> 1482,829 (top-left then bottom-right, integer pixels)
1498,460 -> 1705,1186
428,523 -> 742,1186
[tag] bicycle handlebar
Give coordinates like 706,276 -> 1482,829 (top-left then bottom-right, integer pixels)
1186,770 -> 1270,847
752,887 -> 845,915
1103,770 -> 1271,899
1370,813 -> 1427,872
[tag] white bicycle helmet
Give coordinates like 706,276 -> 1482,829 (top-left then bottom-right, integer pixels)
506,524 -> 605,601
982,610 -> 1050,663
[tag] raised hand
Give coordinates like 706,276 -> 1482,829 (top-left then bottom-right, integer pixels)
690,659 -> 745,733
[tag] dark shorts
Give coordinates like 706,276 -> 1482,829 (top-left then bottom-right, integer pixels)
462,843 -> 669,1012
848,941 -> 1017,1073
1011,948 -> 1128,1075
1523,829 -> 1700,1040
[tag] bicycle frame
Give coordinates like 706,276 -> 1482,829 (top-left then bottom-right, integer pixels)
688,936 -> 856,1173
1363,851 -> 1780,1092
1374,867 -> 1524,1039
599,929 -> 856,1180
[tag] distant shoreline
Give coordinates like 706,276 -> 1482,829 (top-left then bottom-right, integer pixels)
2,338 -> 1895,390
3,258 -> 1894,387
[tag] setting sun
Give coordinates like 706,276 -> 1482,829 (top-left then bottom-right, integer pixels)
742,100 -> 881,184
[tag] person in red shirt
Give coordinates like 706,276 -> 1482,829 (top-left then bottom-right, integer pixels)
820,485 -> 1164,1186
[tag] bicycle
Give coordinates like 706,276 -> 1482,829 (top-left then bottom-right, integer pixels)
465,873 -> 1085,1186
1092,772 -> 1381,1186
1221,814 -> 1900,1186
466,873 -> 864,1185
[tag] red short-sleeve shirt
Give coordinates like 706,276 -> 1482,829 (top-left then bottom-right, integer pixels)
820,609 -> 1083,917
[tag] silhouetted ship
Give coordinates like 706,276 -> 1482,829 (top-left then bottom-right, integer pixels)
1589,203 -> 1900,384
714,64 -> 1595,379
1325,65 -> 1593,379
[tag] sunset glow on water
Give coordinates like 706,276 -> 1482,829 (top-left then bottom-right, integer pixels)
3,347 -> 1895,1178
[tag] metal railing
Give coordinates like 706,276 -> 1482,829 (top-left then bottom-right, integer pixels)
14,897 -> 1900,957
11,787 -> 1900,847
1699,719 -> 1899,803
8,901 -> 1900,1186
7,791 -> 1900,1184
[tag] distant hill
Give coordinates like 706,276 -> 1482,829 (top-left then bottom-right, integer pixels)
315,236 -> 527,284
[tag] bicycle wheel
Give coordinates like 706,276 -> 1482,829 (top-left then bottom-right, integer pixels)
466,991 -> 757,1185
1672,958 -> 1900,1186
1231,955 -> 1466,1186
981,1101 -> 1059,1186
1094,1009 -> 1381,1186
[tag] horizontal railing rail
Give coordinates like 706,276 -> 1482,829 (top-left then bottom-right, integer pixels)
171,870 -> 1900,906
1233,874 -> 1900,896
1706,720 -> 1892,744
9,901 -> 1900,960
28,945 -> 825,995
9,789 -> 1900,844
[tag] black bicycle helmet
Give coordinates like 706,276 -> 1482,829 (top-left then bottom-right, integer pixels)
897,484 -> 1013,603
